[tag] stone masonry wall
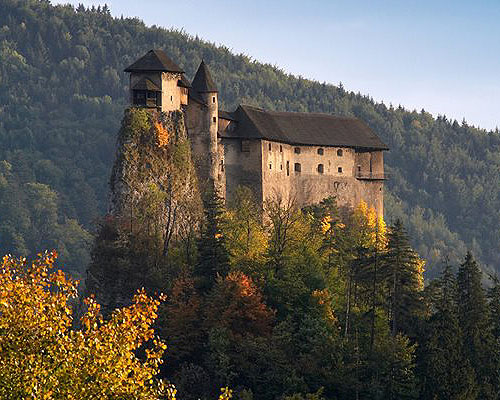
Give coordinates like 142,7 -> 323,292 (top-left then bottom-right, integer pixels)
223,138 -> 384,216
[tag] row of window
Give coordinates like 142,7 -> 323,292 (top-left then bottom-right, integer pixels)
267,143 -> 343,157
269,162 -> 343,175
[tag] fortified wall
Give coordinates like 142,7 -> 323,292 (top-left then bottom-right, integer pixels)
124,50 -> 388,216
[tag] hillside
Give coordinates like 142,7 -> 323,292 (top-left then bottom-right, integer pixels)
1,0 -> 499,276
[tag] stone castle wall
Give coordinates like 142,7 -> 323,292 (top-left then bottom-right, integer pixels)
222,137 -> 384,216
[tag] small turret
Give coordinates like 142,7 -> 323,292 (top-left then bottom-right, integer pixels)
192,61 -> 219,182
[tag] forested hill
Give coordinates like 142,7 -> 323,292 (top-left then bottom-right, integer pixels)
1,0 -> 499,276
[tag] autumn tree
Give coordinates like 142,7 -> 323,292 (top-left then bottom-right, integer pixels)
0,251 -> 172,399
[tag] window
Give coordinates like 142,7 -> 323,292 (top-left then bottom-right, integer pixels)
147,91 -> 156,99
294,147 -> 301,154
295,163 -> 301,173
280,164 -> 283,170
213,116 -> 216,123
133,91 -> 146,106
220,160 -> 224,172
268,143 -> 272,151
241,140 -> 250,152
170,95 -> 173,101
338,167 -> 343,173
286,161 -> 290,176
318,164 -> 324,174
269,163 -> 272,170
317,148 -> 324,155
212,96 -> 216,103
280,145 -> 283,152
337,149 -> 343,157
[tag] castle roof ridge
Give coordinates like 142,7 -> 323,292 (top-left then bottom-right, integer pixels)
222,104 -> 389,150
124,49 -> 184,73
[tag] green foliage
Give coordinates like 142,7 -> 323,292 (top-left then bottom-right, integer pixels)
1,0 -> 499,278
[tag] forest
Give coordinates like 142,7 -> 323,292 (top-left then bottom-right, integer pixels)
1,0 -> 500,278
1,2 -> 500,398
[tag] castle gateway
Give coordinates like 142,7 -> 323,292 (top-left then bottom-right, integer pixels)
125,50 -> 389,216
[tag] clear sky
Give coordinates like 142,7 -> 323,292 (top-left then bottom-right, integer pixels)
52,0 -> 500,131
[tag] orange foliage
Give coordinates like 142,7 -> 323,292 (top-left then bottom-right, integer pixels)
155,120 -> 169,147
205,271 -> 275,337
0,251 -> 173,399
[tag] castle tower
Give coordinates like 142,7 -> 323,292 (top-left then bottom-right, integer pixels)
124,49 -> 188,112
190,60 -> 219,183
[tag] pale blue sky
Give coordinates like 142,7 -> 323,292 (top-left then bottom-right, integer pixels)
53,0 -> 500,130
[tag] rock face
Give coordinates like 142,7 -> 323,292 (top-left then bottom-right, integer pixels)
85,108 -> 202,314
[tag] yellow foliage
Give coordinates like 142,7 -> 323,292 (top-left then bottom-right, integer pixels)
352,200 -> 387,250
155,120 -> 169,147
0,251 -> 173,399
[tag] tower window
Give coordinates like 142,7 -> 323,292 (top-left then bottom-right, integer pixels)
268,143 -> 272,151
280,145 -> 283,152
294,147 -> 301,154
286,161 -> 290,176
294,163 -> 301,173
317,148 -> 324,155
337,149 -> 343,157
318,164 -> 324,174
241,140 -> 250,152
280,164 -> 283,170
213,117 -> 216,123
338,167 -> 343,173
269,163 -> 272,170
170,96 -> 173,101
212,96 -> 216,103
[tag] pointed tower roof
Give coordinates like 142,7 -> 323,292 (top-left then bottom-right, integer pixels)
124,49 -> 184,73
191,60 -> 218,93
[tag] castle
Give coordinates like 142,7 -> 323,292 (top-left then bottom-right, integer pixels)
125,50 -> 388,216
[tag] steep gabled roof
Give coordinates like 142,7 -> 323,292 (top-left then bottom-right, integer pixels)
219,110 -> 237,121
191,60 -> 218,93
124,49 -> 184,73
132,77 -> 161,91
221,105 -> 389,150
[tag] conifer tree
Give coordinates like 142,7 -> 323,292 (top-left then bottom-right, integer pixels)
419,262 -> 477,399
382,219 -> 424,338
487,274 -> 500,396
195,189 -> 230,291
457,251 -> 496,399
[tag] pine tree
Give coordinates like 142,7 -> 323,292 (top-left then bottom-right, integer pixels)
457,252 -> 496,399
419,262 -> 477,399
487,274 -> 500,396
382,220 -> 424,338
194,189 -> 230,291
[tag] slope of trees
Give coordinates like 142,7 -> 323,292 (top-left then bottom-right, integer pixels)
1,0 -> 500,277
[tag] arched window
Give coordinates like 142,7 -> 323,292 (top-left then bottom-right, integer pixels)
337,149 -> 343,157
317,148 -> 324,155
212,96 -> 216,103
318,164 -> 324,174
294,163 -> 301,173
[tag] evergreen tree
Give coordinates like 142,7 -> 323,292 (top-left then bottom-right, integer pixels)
487,274 -> 500,397
419,262 -> 477,399
194,189 -> 230,291
457,252 -> 496,399
382,220 -> 424,338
